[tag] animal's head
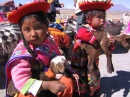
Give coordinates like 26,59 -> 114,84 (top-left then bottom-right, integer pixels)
50,55 -> 67,74
115,34 -> 130,49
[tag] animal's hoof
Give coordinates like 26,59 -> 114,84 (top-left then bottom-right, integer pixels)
107,68 -> 114,73
107,67 -> 113,73
108,70 -> 112,73
107,65 -> 114,73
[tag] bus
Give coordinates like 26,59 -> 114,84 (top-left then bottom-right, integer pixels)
0,0 -> 15,13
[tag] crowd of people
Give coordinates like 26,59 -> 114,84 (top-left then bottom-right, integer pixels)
4,0 -> 130,97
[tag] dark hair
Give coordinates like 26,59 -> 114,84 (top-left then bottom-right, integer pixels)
19,11 -> 49,28
82,10 -> 106,24
19,11 -> 49,58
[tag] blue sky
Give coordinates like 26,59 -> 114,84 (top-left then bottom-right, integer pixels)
1,0 -> 130,9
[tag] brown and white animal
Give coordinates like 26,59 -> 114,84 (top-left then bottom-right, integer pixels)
7,55 -> 68,96
40,55 -> 68,80
79,31 -> 130,86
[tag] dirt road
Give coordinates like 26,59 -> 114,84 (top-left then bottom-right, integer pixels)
99,44 -> 130,97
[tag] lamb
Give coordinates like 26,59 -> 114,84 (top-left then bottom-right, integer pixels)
78,31 -> 130,86
7,55 -> 68,96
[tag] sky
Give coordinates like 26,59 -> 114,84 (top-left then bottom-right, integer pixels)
1,0 -> 130,9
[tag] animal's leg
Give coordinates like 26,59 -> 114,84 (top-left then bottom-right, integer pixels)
81,44 -> 100,86
101,42 -> 114,73
7,79 -> 18,96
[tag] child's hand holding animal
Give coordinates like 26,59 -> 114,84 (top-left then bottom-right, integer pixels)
107,34 -> 116,47
41,81 -> 66,94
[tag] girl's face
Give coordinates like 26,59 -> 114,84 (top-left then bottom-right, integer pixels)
89,14 -> 105,30
21,17 -> 48,45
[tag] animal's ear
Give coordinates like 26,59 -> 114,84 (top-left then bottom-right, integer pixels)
56,63 -> 64,73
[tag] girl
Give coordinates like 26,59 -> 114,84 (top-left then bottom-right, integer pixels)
71,0 -> 115,97
5,1 -> 74,97
74,0 -> 83,32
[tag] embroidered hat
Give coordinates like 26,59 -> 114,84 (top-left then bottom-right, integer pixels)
79,0 -> 113,12
8,1 -> 50,23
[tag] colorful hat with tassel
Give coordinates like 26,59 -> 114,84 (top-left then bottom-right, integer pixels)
79,0 -> 114,12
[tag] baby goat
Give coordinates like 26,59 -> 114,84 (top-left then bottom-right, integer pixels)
79,31 -> 130,86
40,55 -> 67,81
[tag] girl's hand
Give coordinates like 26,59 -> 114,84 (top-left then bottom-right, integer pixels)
72,74 -> 79,80
42,81 -> 66,94
107,34 -> 116,47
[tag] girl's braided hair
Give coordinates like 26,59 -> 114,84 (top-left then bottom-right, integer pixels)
19,11 -> 49,58
82,9 -> 106,24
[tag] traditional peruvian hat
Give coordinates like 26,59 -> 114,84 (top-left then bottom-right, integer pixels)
8,0 -> 50,24
79,0 -> 113,12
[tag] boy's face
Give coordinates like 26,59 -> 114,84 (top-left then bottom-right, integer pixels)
21,16 -> 48,45
90,14 -> 105,30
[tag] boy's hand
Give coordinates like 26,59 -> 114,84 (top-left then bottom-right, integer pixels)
107,34 -> 116,47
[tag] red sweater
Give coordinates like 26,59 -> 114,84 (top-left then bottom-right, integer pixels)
76,27 -> 96,44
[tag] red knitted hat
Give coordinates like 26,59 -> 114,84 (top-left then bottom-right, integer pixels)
8,1 -> 50,23
79,0 -> 114,12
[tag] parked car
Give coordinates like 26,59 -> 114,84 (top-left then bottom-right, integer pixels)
0,12 -> 8,22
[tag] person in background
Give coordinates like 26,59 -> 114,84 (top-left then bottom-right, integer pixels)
67,15 -> 77,32
71,0 -> 115,97
47,0 -> 64,23
123,20 -> 130,35
48,21 -> 72,59
74,0 -> 83,32
5,1 -> 74,97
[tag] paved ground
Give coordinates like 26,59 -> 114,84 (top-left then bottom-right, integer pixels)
0,44 -> 130,97
99,44 -> 130,97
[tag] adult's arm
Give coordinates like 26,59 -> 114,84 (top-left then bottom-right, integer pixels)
53,0 -> 61,8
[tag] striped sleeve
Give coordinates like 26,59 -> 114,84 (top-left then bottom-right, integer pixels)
27,80 -> 42,96
20,78 -> 36,95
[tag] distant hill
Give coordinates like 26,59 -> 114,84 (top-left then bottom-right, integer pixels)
58,4 -> 130,19
57,8 -> 75,14
108,4 -> 130,12
58,4 -> 130,13
57,7 -> 68,10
